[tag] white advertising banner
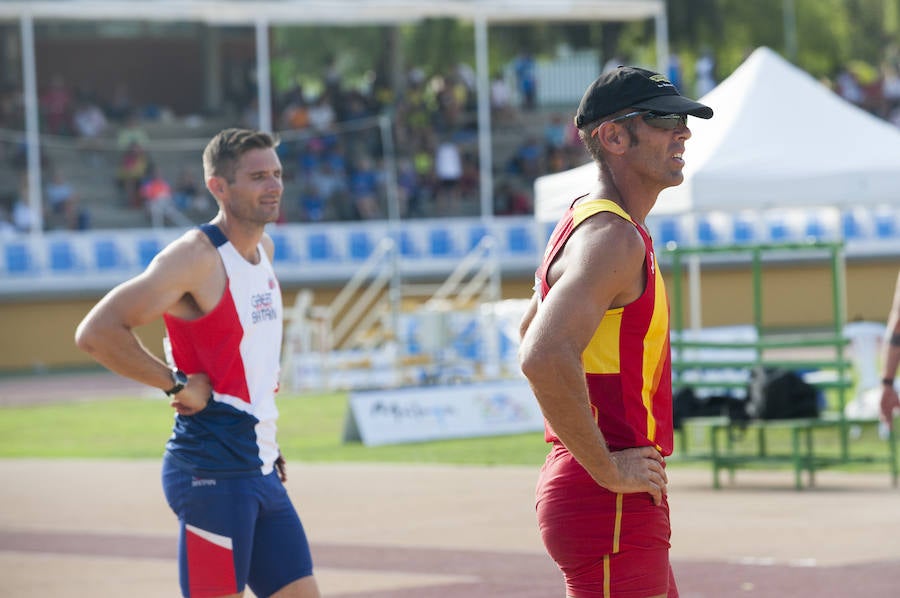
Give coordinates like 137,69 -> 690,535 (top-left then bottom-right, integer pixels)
346,379 -> 543,446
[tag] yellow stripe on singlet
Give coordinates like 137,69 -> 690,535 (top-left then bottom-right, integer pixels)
641,261 -> 668,444
583,309 -> 623,374
572,198 -> 632,227
574,200 -> 632,376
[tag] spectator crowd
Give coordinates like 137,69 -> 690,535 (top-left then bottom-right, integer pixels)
2,43 -> 900,233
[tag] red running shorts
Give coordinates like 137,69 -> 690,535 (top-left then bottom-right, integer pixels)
536,444 -> 678,598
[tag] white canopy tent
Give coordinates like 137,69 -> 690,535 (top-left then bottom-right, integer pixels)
0,0 -> 668,234
535,46 -> 900,223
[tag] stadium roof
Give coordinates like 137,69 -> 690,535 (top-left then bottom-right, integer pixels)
0,1 -> 665,25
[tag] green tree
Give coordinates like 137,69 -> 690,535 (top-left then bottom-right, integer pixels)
665,0 -> 897,86
269,2 -> 899,102
272,25 -> 394,95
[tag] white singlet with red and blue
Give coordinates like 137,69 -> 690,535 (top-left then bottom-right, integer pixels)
163,224 -> 283,478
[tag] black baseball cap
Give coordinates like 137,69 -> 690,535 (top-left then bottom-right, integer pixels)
574,66 -> 713,128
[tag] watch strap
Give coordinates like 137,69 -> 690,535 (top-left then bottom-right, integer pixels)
164,369 -> 188,396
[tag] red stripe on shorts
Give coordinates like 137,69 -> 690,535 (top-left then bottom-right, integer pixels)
186,525 -> 237,598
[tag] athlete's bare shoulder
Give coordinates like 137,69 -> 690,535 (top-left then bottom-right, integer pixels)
150,228 -> 217,269
138,228 -> 223,296
571,210 -> 645,266
140,227 -> 227,316
560,211 -> 646,308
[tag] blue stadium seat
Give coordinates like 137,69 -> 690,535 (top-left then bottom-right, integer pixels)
697,218 -> 717,245
429,228 -> 455,257
49,239 -> 79,272
875,214 -> 896,239
348,231 -> 373,261
733,219 -> 755,243
397,230 -> 419,258
307,232 -> 334,262
768,219 -> 789,241
467,225 -> 488,251
270,232 -> 291,263
4,242 -> 33,275
657,219 -> 680,246
506,225 -> 535,254
842,211 -> 862,240
805,218 -> 825,240
94,239 -> 126,271
137,238 -> 161,267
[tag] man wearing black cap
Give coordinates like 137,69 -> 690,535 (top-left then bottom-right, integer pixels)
519,66 -> 712,597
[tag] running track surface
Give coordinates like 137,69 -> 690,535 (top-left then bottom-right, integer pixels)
2,372 -> 900,597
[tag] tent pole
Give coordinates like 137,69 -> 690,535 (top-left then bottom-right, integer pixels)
475,15 -> 493,222
782,0 -> 798,62
21,12 -> 43,237
475,14 -> 502,378
380,114 -> 402,344
255,17 -> 273,133
654,4 -> 670,74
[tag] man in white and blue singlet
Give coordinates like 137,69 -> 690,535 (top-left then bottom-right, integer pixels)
75,129 -> 320,598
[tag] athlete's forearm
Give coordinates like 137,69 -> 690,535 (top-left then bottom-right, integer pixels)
541,394 -> 617,486
882,331 -> 900,384
883,274 -> 900,384
525,363 -> 618,487
75,313 -> 173,392
521,333 -> 619,486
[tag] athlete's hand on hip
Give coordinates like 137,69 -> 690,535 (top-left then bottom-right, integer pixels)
275,453 -> 288,482
608,446 -> 668,506
169,372 -> 212,416
881,385 -> 900,429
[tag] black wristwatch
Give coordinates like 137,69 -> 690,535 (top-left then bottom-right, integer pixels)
164,369 -> 189,396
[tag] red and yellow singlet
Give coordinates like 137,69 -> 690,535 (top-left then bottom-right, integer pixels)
534,198 -> 678,598
535,198 -> 674,456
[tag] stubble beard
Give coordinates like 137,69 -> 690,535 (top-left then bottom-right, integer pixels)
225,197 -> 281,228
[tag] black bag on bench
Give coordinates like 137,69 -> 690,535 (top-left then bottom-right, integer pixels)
745,367 -> 820,420
673,386 -> 751,429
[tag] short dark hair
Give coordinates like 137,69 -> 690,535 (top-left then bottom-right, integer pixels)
202,128 -> 279,182
579,109 -> 639,163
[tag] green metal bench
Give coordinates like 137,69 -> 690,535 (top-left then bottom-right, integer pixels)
665,242 -> 898,489
704,415 -> 898,490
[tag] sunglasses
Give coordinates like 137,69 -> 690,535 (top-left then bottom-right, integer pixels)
591,110 -> 688,137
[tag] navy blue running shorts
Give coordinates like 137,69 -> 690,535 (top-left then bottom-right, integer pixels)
162,454 -> 314,597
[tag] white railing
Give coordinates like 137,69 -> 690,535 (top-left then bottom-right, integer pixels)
1,206 -> 898,298
0,216 -> 542,297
